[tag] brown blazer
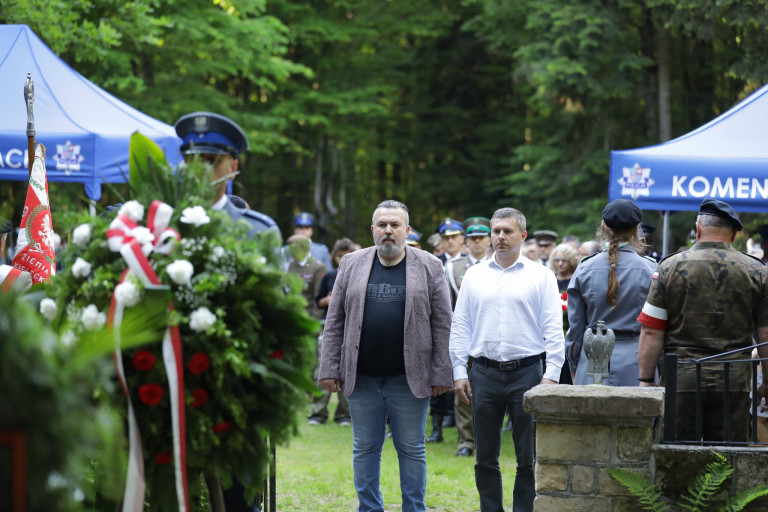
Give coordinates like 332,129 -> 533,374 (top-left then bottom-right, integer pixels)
318,245 -> 453,398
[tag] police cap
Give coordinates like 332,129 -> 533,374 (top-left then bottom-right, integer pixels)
437,218 -> 464,236
698,198 -> 742,231
463,217 -> 491,237
406,229 -> 422,246
602,199 -> 642,231
294,212 -> 315,227
640,222 -> 656,237
174,112 -> 249,158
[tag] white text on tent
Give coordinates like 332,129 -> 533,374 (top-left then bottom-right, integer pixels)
672,176 -> 768,199
0,148 -> 29,169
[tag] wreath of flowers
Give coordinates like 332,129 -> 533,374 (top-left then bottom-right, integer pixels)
42,134 -> 319,509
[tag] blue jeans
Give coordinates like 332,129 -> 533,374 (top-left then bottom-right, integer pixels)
471,361 -> 542,512
346,375 -> 430,512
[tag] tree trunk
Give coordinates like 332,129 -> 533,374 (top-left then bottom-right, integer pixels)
657,23 -> 672,143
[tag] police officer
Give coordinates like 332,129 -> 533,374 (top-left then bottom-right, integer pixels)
565,199 -> 656,386
533,229 -> 558,265
175,111 -> 272,511
436,218 -> 465,264
637,198 -> 768,442
292,212 -> 333,270
174,111 -> 280,241
405,228 -> 422,249
444,217 -> 491,457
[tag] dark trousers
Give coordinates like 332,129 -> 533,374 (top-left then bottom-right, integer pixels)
470,360 -> 542,512
674,390 -> 749,442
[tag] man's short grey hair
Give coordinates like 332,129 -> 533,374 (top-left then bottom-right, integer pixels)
491,207 -> 526,232
697,214 -> 735,231
373,200 -> 409,226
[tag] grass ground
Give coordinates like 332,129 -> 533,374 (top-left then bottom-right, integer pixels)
276,395 -> 519,511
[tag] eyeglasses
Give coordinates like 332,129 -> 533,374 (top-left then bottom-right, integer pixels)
552,258 -> 569,263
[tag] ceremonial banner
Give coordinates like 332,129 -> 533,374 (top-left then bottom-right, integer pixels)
13,143 -> 56,284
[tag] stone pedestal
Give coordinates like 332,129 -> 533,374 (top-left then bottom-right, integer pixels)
524,385 -> 664,512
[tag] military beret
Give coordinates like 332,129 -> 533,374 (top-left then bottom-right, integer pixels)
698,198 -> 742,231
406,228 -> 422,246
0,217 -> 12,234
602,199 -> 642,231
294,212 -> 315,227
533,230 -> 558,245
464,217 -> 491,237
437,218 -> 464,236
174,112 -> 249,158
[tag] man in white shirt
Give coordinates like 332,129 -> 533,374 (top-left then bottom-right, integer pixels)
449,207 -> 564,512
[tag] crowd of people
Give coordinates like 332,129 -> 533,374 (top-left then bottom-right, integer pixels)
3,109 -> 768,512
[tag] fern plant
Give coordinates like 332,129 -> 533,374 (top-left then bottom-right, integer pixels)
608,451 -> 768,512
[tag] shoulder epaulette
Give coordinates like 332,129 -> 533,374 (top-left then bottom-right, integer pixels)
642,255 -> 657,263
579,253 -> 598,264
241,209 -> 278,229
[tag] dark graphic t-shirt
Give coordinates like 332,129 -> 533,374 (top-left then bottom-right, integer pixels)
357,255 -> 407,376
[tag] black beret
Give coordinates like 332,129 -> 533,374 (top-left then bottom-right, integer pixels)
602,199 -> 642,231
698,198 -> 742,231
1,217 -> 13,233
174,111 -> 249,158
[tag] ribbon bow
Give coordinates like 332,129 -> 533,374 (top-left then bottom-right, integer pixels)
106,200 -> 188,512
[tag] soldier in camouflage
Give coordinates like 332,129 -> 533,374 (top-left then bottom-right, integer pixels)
637,198 -> 768,442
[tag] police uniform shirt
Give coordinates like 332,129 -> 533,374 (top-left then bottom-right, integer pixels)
564,245 -> 656,383
445,254 -> 488,308
214,195 -> 281,241
637,242 -> 768,389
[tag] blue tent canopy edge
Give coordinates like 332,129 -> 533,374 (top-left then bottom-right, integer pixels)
0,24 -> 181,201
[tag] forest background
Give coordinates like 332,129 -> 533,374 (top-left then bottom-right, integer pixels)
2,0 -> 768,249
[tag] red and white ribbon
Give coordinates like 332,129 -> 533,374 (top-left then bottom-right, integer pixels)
107,201 -> 188,512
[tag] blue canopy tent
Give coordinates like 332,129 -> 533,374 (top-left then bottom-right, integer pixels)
609,83 -> 768,254
0,24 -> 181,201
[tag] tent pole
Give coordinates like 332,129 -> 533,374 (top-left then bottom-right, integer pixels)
662,211 -> 670,257
89,201 -> 96,218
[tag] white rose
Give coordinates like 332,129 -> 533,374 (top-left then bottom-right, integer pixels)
131,226 -> 155,246
166,259 -> 194,285
119,200 -> 145,222
180,206 -> 211,227
81,305 -> 106,331
60,330 -> 76,347
71,257 -> 92,278
39,298 -> 58,321
72,224 -> 92,246
189,307 -> 216,332
115,281 -> 141,308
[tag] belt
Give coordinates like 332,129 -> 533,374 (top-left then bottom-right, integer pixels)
474,354 -> 544,372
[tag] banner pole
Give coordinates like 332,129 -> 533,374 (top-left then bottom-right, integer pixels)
24,73 -> 35,176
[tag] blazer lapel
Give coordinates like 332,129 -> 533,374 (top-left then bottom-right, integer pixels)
404,246 -> 417,335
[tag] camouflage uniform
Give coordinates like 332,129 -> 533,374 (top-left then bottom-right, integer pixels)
641,241 -> 768,441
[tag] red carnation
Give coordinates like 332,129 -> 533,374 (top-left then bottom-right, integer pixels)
213,421 -> 232,433
188,352 -> 210,376
139,383 -> 164,406
270,350 -> 284,359
190,388 -> 208,408
561,291 -> 568,312
133,350 -> 156,372
155,452 -> 172,464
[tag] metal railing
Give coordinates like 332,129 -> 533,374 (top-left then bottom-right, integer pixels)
663,342 -> 768,446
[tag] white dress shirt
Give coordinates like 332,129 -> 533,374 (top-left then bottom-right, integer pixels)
449,252 -> 565,382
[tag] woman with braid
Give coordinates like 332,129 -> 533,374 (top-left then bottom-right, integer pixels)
564,199 -> 657,386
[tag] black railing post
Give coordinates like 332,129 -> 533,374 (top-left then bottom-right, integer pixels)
269,438 -> 276,512
723,362 -> 730,442
695,363 -> 703,442
664,352 -> 677,443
